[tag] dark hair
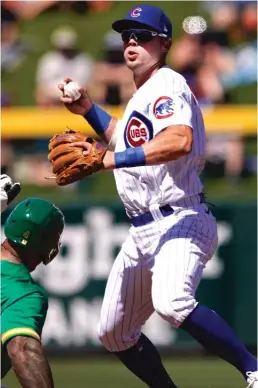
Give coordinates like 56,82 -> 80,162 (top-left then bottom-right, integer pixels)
160,37 -> 171,63
105,49 -> 125,64
1,6 -> 18,24
7,239 -> 28,260
200,30 -> 229,48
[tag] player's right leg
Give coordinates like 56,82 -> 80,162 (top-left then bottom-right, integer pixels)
97,234 -> 177,387
97,234 -> 154,352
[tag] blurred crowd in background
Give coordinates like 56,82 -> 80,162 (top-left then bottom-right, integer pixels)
1,0 -> 257,194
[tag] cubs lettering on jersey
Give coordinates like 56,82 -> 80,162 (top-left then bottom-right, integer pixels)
124,111 -> 153,148
114,66 -> 206,217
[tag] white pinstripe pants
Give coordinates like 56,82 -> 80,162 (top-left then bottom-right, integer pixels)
98,204 -> 218,352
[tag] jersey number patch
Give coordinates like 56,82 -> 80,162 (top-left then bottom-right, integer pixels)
124,111 -> 153,148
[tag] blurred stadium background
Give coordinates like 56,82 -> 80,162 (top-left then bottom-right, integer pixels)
1,1 -> 257,387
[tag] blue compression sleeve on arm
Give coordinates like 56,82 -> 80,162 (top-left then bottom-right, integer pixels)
115,147 -> 146,168
83,104 -> 112,135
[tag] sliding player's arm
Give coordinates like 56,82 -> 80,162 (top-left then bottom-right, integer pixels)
1,291 -> 50,386
7,336 -> 54,388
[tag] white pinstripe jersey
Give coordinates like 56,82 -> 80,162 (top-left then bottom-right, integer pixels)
113,66 -> 206,217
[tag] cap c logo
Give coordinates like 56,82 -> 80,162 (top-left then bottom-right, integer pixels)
131,7 -> 142,17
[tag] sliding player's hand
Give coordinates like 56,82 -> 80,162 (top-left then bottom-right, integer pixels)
1,174 -> 21,212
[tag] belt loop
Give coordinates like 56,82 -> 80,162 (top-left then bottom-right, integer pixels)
149,204 -> 163,221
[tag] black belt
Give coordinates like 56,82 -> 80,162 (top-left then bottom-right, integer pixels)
129,193 -> 209,227
130,204 -> 174,227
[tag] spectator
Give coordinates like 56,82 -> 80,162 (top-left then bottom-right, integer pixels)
205,133 -> 245,184
169,33 -> 233,105
1,140 -> 14,177
169,26 -> 245,183
35,26 -> 94,107
2,1 -> 57,20
1,5 -> 30,74
220,41 -> 257,91
197,0 -> 256,183
199,1 -> 257,92
220,3 -> 257,90
169,34 -> 203,100
1,90 -> 13,107
87,1 -> 113,13
88,30 -> 135,106
240,2 -> 257,39
1,1 -> 113,20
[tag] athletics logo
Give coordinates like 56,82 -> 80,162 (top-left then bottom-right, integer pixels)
131,7 -> 142,17
124,111 -> 153,148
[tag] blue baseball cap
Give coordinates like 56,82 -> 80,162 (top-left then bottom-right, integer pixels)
112,4 -> 172,38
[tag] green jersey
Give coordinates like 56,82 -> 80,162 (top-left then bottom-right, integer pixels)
1,260 -> 48,378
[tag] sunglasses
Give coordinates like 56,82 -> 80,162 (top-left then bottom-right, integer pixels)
121,29 -> 167,44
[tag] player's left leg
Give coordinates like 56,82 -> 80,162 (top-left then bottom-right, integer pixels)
151,208 -> 257,385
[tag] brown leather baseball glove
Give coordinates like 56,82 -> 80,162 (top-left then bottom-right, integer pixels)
47,128 -> 107,186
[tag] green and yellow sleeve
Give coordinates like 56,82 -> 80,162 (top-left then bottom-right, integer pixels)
1,292 -> 48,346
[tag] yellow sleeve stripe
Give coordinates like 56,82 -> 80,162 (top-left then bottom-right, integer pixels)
2,328 -> 41,344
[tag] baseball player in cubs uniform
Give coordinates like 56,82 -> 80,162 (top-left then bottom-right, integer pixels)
59,4 -> 257,387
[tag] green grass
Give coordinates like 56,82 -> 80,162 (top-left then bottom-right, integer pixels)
3,356 -> 245,388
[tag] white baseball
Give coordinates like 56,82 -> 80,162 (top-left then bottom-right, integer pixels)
63,81 -> 81,101
183,16 -> 207,34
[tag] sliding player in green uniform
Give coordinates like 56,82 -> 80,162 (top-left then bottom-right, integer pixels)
1,174 -> 64,388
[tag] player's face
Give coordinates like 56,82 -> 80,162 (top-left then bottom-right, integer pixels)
24,254 -> 43,272
122,30 -> 165,72
25,243 -> 61,272
41,228 -> 63,266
